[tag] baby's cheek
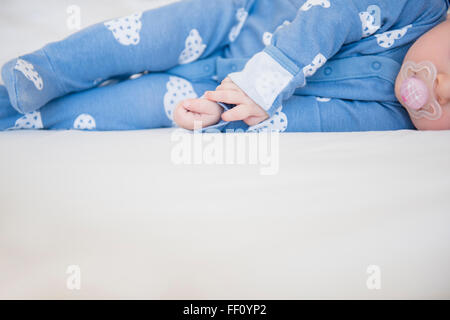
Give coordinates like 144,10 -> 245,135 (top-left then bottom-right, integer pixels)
412,110 -> 450,130
437,107 -> 450,130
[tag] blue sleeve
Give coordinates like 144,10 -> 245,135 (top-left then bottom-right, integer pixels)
227,0 -> 443,118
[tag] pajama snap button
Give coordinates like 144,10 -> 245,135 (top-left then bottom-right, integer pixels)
203,65 -> 211,72
324,67 -> 333,76
231,64 -> 237,72
372,61 -> 382,70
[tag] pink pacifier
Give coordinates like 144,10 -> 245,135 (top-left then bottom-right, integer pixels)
398,61 -> 443,120
400,77 -> 429,110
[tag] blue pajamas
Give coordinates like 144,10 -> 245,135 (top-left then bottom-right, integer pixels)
0,0 -> 448,132
0,75 -> 218,131
0,81 -> 412,132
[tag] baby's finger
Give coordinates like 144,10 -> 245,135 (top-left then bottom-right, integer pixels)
244,115 -> 265,126
215,82 -> 240,92
182,99 -> 214,114
221,77 -> 233,84
205,90 -> 244,104
222,104 -> 252,122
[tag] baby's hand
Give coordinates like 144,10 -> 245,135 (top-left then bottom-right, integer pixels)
204,77 -> 269,126
173,98 -> 224,130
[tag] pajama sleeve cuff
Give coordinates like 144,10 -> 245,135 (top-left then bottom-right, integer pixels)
228,45 -> 306,117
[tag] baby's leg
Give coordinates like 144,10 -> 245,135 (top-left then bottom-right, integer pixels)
0,86 -> 20,129
1,0 -> 253,114
0,74 -> 217,131
247,95 -> 415,133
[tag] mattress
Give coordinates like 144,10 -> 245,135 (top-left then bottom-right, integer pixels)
1,0 -> 450,299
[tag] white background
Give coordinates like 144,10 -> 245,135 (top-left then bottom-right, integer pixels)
0,0 -> 449,299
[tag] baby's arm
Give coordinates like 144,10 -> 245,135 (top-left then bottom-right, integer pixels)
226,0 -> 414,121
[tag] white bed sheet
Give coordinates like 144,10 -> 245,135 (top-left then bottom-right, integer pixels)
1,0 -> 450,299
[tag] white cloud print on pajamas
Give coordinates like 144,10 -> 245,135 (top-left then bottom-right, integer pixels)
164,76 -> 197,123
178,29 -> 207,65
74,114 -> 96,130
262,21 -> 291,46
375,25 -> 412,48
247,106 -> 288,133
11,111 -> 43,130
104,12 -> 143,46
303,53 -> 327,77
228,8 -> 248,42
359,5 -> 381,38
14,59 -> 44,91
300,0 -> 331,11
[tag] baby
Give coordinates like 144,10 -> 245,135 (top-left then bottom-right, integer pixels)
175,11 -> 450,131
0,0 -> 449,132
